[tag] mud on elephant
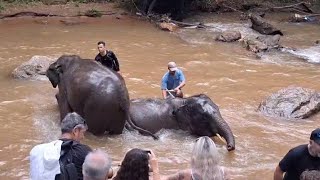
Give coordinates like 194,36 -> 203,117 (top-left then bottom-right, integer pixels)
46,55 -> 131,135
129,94 -> 236,151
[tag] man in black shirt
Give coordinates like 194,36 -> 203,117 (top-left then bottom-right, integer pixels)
95,41 -> 121,74
274,128 -> 320,180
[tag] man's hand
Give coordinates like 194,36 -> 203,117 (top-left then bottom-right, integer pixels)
174,87 -> 181,95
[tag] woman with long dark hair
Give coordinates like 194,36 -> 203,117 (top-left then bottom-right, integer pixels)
113,148 -> 161,180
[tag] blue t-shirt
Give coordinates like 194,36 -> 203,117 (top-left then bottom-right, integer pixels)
161,69 -> 185,90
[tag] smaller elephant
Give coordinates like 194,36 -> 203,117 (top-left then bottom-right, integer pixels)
129,94 -> 236,151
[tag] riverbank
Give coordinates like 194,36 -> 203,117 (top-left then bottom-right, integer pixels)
0,1 -> 125,18
1,0 -> 319,20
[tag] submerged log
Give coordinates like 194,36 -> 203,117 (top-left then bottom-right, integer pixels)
289,13 -> 320,23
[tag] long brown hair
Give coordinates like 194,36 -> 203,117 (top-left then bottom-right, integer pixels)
113,148 -> 150,180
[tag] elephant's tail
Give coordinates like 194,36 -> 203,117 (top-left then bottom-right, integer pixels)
126,117 -> 159,140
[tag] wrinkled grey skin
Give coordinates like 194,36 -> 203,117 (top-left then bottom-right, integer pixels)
129,94 -> 236,151
46,55 -> 130,135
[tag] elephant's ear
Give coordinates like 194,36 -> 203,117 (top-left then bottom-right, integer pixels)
46,63 -> 62,88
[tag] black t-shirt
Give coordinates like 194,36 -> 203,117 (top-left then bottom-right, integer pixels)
95,51 -> 120,72
279,144 -> 320,180
60,139 -> 92,180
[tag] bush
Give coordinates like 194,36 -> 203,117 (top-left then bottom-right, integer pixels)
0,2 -> 5,12
191,0 -> 219,12
113,0 -> 140,12
84,8 -> 102,17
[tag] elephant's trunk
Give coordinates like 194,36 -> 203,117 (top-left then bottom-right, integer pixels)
214,116 -> 235,151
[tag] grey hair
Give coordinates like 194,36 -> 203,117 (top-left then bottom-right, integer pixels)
191,136 -> 223,180
61,112 -> 86,134
300,170 -> 320,180
83,149 -> 112,180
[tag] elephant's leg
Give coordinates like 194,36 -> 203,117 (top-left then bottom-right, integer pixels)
56,92 -> 72,121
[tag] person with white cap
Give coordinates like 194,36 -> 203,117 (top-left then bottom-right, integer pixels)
161,61 -> 186,99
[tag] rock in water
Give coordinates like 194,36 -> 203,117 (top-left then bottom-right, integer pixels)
249,14 -> 283,36
158,22 -> 178,32
215,31 -> 242,42
12,56 -> 56,80
241,35 -> 281,53
258,86 -> 320,119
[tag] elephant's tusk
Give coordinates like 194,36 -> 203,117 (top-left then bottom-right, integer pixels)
211,133 -> 227,145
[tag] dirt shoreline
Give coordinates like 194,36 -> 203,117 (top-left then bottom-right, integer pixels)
0,2 -> 125,18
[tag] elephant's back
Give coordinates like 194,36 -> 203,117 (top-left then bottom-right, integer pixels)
67,60 -> 129,114
130,99 -> 178,133
67,59 -> 128,98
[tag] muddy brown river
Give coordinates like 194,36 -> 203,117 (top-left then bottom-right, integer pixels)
0,14 -> 320,179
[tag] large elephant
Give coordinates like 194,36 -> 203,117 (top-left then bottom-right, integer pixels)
129,94 -> 236,151
46,55 -> 156,137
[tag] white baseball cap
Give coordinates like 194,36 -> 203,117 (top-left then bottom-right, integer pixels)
168,62 -> 178,71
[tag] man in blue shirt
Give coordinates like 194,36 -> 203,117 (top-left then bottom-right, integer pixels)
161,61 -> 186,99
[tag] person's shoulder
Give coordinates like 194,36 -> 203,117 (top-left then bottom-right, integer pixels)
107,50 -> 115,55
95,53 -> 101,60
286,144 -> 308,158
162,71 -> 169,78
291,144 -> 308,153
165,169 -> 191,180
73,143 -> 92,152
180,169 -> 191,175
177,69 -> 184,74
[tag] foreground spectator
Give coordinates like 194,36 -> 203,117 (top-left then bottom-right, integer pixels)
83,149 -> 113,180
300,170 -> 320,180
166,136 -> 229,180
112,148 -> 161,180
274,128 -> 320,180
30,112 -> 92,180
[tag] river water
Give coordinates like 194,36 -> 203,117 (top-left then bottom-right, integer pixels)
0,14 -> 320,179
